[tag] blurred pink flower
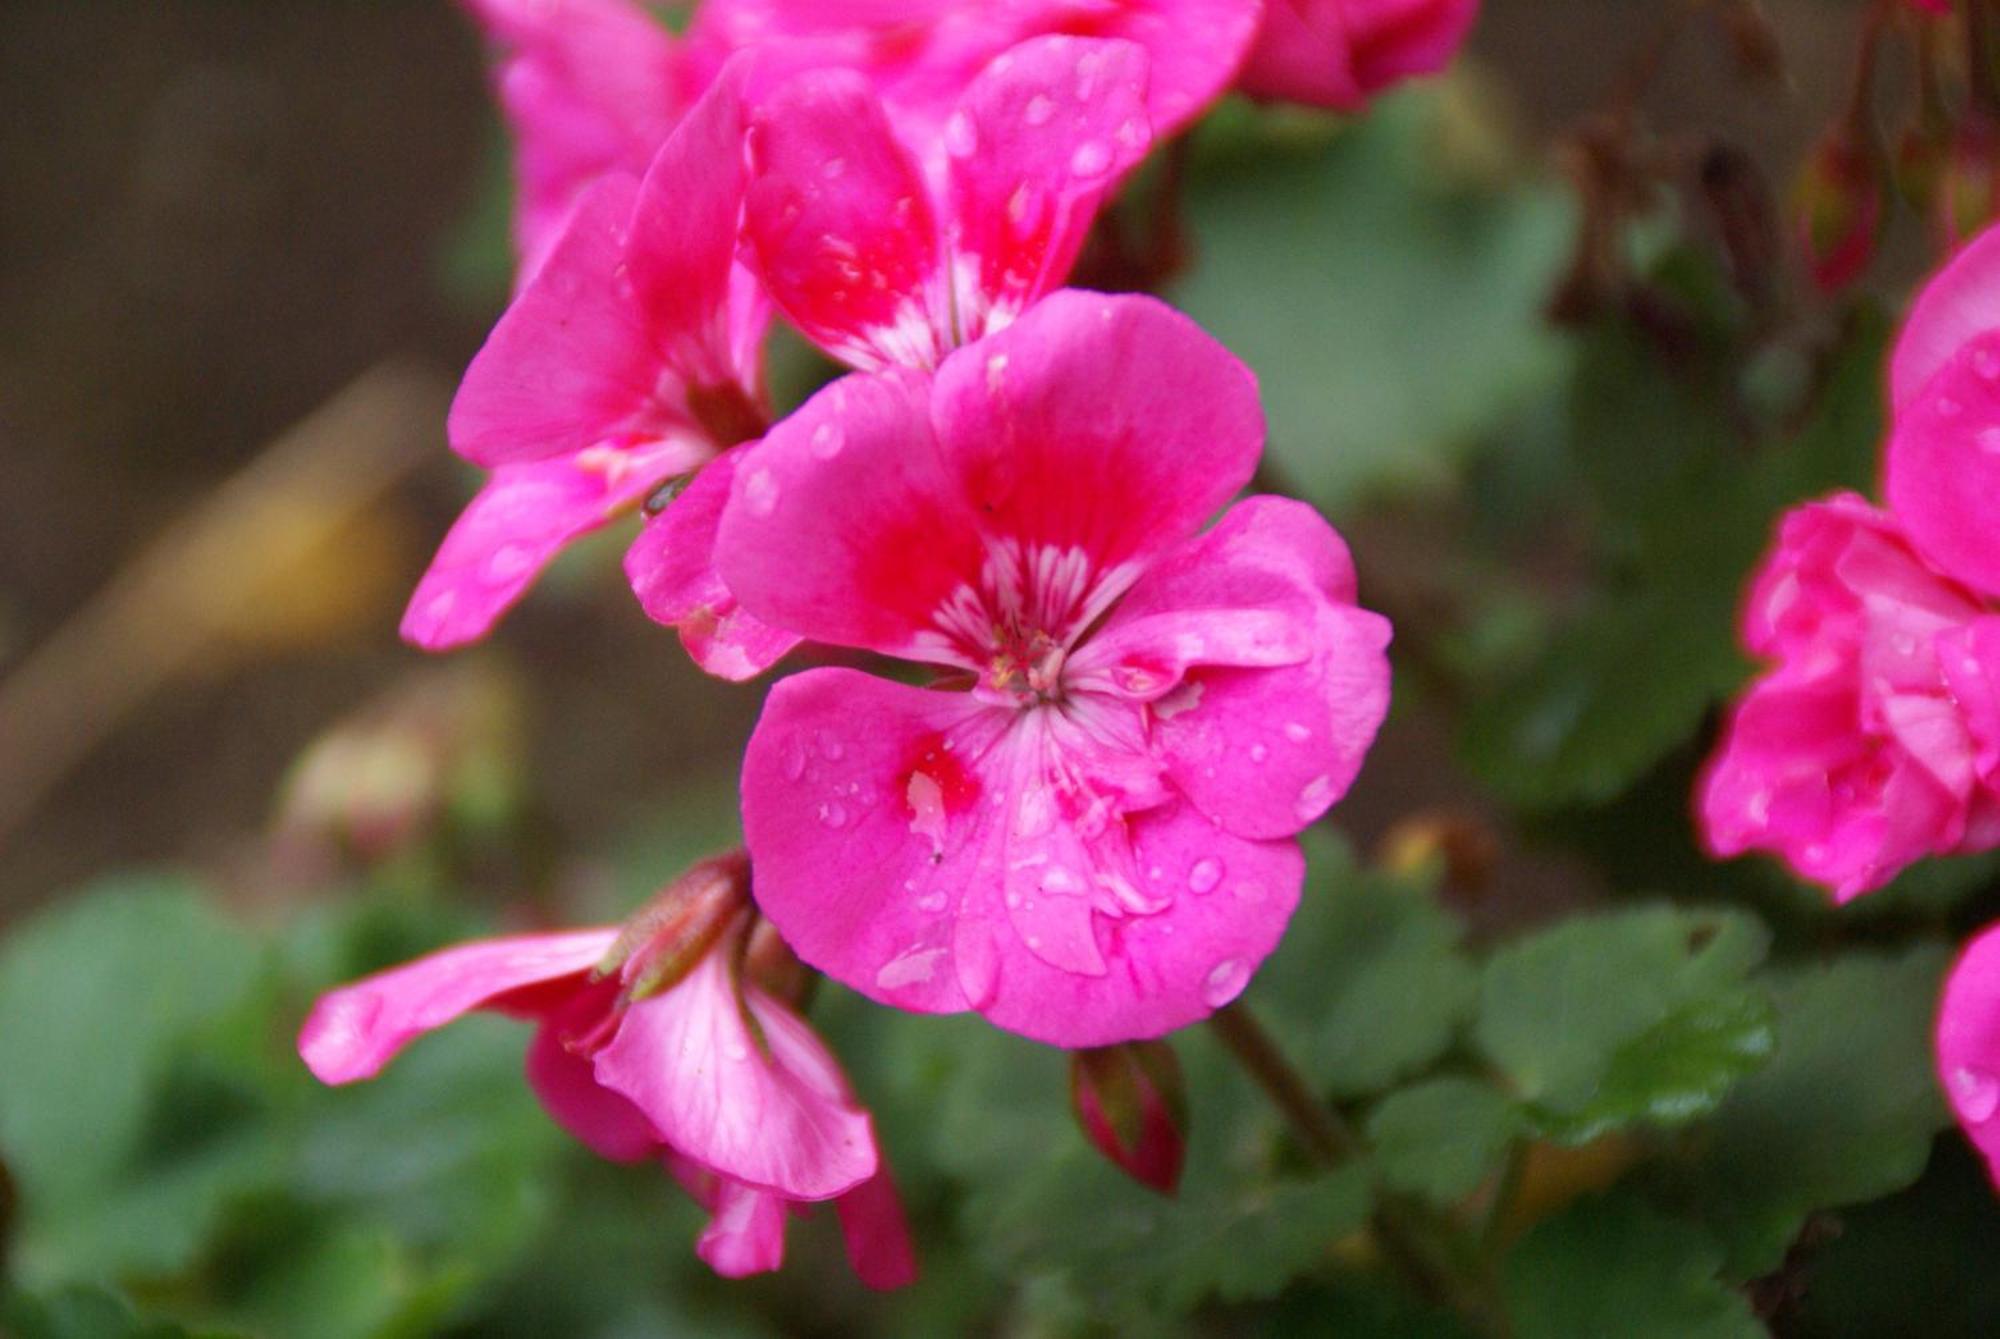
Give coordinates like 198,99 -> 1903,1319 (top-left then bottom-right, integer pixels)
405,64 -> 799,678
1939,923 -> 2000,1189
1237,0 -> 1480,111
716,292 -> 1392,1046
298,861 -> 915,1287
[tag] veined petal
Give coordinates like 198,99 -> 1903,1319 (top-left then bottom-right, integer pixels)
593,948 -> 878,1200
524,984 -> 660,1162
744,70 -> 949,372
1891,222 -> 2000,408
298,928 -> 619,1084
625,449 -> 802,681
1887,331 -> 2000,598
945,36 -> 1152,343
401,442 -> 704,651
694,1178 -> 791,1278
449,177 -> 684,467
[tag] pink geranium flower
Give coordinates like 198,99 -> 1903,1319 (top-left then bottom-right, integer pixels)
1237,0 -> 1480,112
1698,495 -> 2000,898
715,291 -> 1392,1046
740,34 -> 1155,372
298,858 -> 915,1287
405,63 -> 799,678
1939,923 -> 2000,1189
462,0 -> 693,279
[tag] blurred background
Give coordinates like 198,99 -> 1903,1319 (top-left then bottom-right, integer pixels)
12,3 -> 2000,1337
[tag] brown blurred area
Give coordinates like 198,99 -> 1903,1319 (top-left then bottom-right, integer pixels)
0,1 -> 1867,924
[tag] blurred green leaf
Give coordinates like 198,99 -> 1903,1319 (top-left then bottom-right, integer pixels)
1474,906 -> 1773,1138
0,1285 -> 236,1339
1175,92 -> 1572,512
1366,1077 -> 1523,1205
1672,946 -> 1953,1278
1258,832 -> 1477,1098
1500,1192 -> 1762,1339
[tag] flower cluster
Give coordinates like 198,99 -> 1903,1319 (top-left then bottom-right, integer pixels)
304,0 -> 1477,1284
1697,220 -> 2000,1201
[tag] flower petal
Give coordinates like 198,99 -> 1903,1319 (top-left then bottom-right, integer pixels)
298,928 -> 619,1084
1940,617 -> 2000,776
695,1178 -> 791,1278
744,69 -> 949,371
1887,331 -> 2000,597
1938,922 -> 2000,1185
524,985 -> 660,1162
401,444 -> 702,650
945,37 -> 1152,343
592,948 -> 878,1200
834,1167 -> 919,1289
625,449 -> 802,680
1891,222 -> 2000,408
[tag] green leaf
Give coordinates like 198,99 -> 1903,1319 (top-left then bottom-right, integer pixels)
1366,1077 -> 1523,1205
1501,1192 -> 1762,1339
1175,91 -> 1572,512
0,1285 -> 237,1339
1258,832 -> 1478,1098
1474,906 -> 1773,1137
1671,946 -> 1953,1277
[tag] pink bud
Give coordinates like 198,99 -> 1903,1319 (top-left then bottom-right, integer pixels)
1937,118 -> 2000,248
1070,1040 -> 1189,1195
601,851 -> 753,1001
1794,131 -> 1886,292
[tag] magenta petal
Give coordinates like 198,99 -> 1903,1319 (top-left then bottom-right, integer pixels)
298,928 -> 619,1084
744,70 -> 949,371
1102,498 -> 1394,840
592,949 -> 878,1200
1237,0 -> 1364,108
524,988 -> 661,1162
1941,618 -> 2000,775
1072,0 -> 1264,134
625,450 -> 801,681
1938,923 -> 2000,1184
834,1167 -> 919,1290
448,176 -> 682,467
694,1178 -> 791,1278
401,445 -> 700,651
945,36 -> 1152,343
929,291 -> 1265,574
719,370 -> 988,661
1891,222 -> 2000,408
1887,331 -> 2000,597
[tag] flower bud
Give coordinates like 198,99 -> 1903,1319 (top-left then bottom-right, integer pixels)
600,851 -> 752,1002
744,915 -> 814,1008
1937,117 -> 2000,246
1070,1040 -> 1188,1195
1793,131 -> 1887,292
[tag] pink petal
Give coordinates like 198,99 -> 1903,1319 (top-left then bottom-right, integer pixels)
743,70 -> 949,371
1043,0 -> 1263,135
624,449 -> 802,681
1887,330 -> 2000,597
524,984 -> 661,1162
448,177 -> 688,468
1238,0 -> 1478,109
298,928 -> 619,1084
1891,221 -> 2000,409
695,1178 -> 791,1278
625,57 -> 762,389
1085,497 -> 1394,840
592,948 -> 879,1200
834,1167 -> 919,1289
928,289 -> 1265,578
740,667 -> 1306,1046
1938,923 -> 2000,1183
1940,618 -> 2000,776
464,0 -> 687,272
401,444 -> 703,651
945,36 -> 1152,343
719,369 -> 989,662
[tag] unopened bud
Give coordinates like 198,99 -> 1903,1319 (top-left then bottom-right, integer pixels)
1721,2 -> 1787,86
1070,1040 -> 1188,1195
1698,143 -> 1781,307
1793,131 -> 1887,292
600,850 -> 752,1001
744,915 -> 813,1007
1377,811 -> 1501,893
1937,117 -> 2000,246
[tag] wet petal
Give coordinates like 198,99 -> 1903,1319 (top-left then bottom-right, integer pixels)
524,985 -> 660,1162
1887,330 -> 2000,597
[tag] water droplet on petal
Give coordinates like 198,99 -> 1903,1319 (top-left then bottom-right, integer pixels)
1957,1066 -> 2000,1122
1188,857 -> 1223,894
1294,774 -> 1335,822
1249,743 -> 1269,764
1939,397 -> 1963,417
818,800 -> 848,829
1043,866 -> 1081,894
781,737 -> 807,781
810,422 -> 845,458
876,945 -> 946,991
743,466 -> 779,517
486,543 -> 535,580
1069,140 -> 1112,177
1976,348 -> 2000,381
1980,427 -> 2000,456
724,1040 -> 750,1062
944,111 -> 979,158
1234,882 -> 1264,902
1202,958 -> 1250,1008
818,733 -> 846,761
821,156 -> 847,179
917,890 -> 947,913
1023,94 -> 1055,126
1283,721 -> 1311,743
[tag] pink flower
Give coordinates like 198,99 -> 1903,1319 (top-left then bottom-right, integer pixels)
405,64 -> 799,679
297,859 -> 916,1287
461,0 -> 693,280
741,34 -> 1155,373
716,291 -> 1392,1046
1236,0 -> 1480,111
1938,923 -> 2000,1187
1698,495 -> 2000,898
690,0 -> 1262,140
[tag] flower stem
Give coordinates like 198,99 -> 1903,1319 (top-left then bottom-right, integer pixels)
1208,1003 -> 1509,1335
